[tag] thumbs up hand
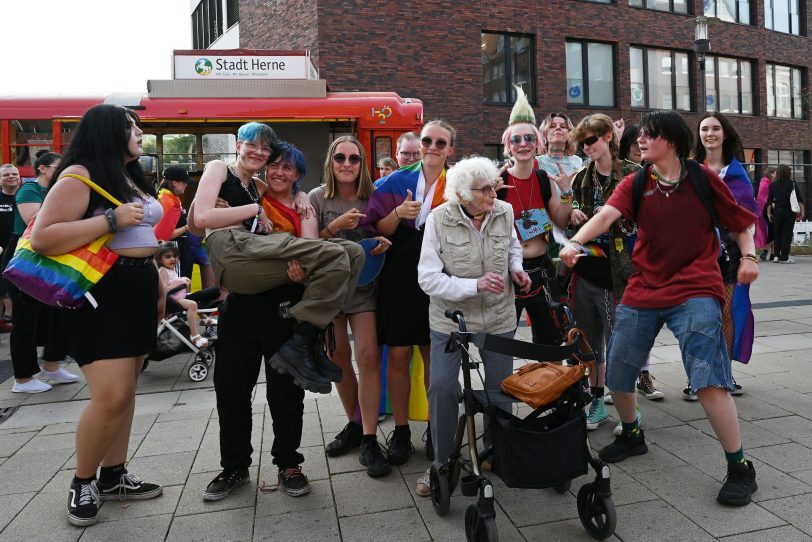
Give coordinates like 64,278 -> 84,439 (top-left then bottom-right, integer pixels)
395,189 -> 422,220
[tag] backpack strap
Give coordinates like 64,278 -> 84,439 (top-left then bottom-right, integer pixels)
498,169 -> 552,211
684,159 -> 718,227
631,166 -> 649,217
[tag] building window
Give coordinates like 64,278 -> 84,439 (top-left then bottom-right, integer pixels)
226,0 -> 239,29
705,0 -> 751,24
768,149 -> 807,184
482,32 -> 535,104
566,41 -> 615,107
705,56 -> 754,115
192,0 -> 224,49
765,0 -> 801,35
767,64 -> 804,119
630,47 -> 691,110
629,0 -> 688,14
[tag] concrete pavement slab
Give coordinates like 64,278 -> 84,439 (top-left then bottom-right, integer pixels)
332,470 -> 414,517
719,525 -> 812,542
0,430 -> 36,457
254,479 -> 334,517
253,508 -> 340,541
133,416 -> 208,457
689,418 -> 791,449
100,485 -> 183,522
760,494 -> 812,537
748,442 -> 812,473
0,447 -> 74,496
78,513 -> 173,542
165,506 -> 255,542
0,492 -> 35,532
490,475 -> 580,527
175,466 -> 258,516
610,499 -> 715,541
0,489 -> 82,542
339,508 -> 430,542
416,496 -> 525,541
124,450 -> 197,487
18,432 -> 75,453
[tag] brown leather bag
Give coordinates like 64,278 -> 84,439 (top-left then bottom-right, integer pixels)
501,328 -> 595,409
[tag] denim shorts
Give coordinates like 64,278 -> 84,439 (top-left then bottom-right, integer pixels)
606,297 -> 733,394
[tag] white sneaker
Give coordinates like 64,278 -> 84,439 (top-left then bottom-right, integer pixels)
12,378 -> 52,393
38,367 -> 80,384
604,392 -> 613,405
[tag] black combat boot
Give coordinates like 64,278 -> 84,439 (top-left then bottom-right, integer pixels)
269,321 -> 332,394
313,323 -> 343,383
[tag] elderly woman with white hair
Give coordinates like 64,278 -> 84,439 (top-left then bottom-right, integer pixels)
415,155 -> 530,496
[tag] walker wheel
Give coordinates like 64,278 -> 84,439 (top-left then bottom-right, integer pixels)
464,504 -> 498,542
553,480 -> 572,494
188,362 -> 208,382
577,483 -> 616,540
430,464 -> 451,516
141,358 -> 150,373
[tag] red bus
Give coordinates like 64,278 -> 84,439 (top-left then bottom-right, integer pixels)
0,83 -> 423,191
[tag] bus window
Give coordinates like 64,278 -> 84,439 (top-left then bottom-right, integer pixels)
140,134 -> 158,175
162,133 -> 196,170
203,133 -> 237,167
60,122 -> 78,152
375,137 -> 392,165
10,119 -> 53,167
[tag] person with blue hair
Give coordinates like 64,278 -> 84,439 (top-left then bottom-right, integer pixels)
192,121 -> 364,395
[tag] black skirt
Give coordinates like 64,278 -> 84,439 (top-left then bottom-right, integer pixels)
52,258 -> 159,366
376,224 -> 430,346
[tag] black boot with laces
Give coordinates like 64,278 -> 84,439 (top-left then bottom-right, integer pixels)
718,460 -> 757,506
269,321 -> 333,393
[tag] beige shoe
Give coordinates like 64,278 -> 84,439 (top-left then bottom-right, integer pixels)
415,469 -> 431,497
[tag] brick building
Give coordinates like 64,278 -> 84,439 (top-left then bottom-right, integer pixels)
191,0 -> 810,189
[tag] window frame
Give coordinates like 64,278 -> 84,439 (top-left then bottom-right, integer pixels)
766,63 -> 805,119
565,39 -> 617,109
765,0 -> 803,35
629,0 -> 690,15
481,31 -> 537,106
705,55 -> 756,116
704,0 -> 752,24
630,46 -> 692,111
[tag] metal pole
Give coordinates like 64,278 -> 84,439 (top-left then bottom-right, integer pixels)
699,54 -> 706,114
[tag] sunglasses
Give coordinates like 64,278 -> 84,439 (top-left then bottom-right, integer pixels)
473,183 -> 498,196
420,137 -> 449,150
509,134 -> 537,146
333,153 -> 362,165
581,135 -> 601,146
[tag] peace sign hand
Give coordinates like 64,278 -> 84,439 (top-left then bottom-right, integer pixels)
553,163 -> 577,192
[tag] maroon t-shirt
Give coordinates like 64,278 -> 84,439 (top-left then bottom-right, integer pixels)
606,165 -> 756,308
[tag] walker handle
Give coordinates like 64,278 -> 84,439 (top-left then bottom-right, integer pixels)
444,310 -> 467,332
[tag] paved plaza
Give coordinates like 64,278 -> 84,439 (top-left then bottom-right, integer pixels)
1,259 -> 812,541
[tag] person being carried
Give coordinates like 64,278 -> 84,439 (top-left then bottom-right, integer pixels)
559,110 -> 759,507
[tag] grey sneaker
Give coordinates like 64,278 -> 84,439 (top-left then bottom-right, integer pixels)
682,386 -> 699,401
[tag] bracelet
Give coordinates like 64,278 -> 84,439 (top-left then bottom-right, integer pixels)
256,203 -> 262,217
560,189 -> 574,198
741,254 -> 760,264
394,207 -> 401,219
560,194 -> 574,203
104,208 -> 117,233
569,239 -> 583,248
324,226 -> 335,237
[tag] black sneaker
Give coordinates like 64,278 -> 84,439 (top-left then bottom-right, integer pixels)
386,425 -> 414,466
278,466 -> 311,497
97,471 -> 163,501
731,378 -> 744,396
67,479 -> 99,527
423,424 -> 434,461
598,430 -> 648,463
718,460 -> 757,506
326,421 -> 363,457
359,438 -> 392,478
202,468 -> 250,501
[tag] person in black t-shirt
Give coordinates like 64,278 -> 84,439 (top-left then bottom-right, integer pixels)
0,164 -> 21,322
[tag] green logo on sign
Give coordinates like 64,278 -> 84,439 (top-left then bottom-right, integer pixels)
195,58 -> 213,76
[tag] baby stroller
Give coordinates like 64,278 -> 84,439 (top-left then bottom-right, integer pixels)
430,305 -> 616,541
142,296 -> 220,382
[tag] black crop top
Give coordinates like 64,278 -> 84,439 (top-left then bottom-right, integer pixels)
218,167 -> 259,208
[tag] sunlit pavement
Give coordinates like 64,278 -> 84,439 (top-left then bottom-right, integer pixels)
2,257 -> 812,541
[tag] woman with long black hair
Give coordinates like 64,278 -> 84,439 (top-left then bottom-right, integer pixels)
30,104 -> 164,526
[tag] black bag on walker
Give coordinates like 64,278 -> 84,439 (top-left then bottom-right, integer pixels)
491,406 -> 588,489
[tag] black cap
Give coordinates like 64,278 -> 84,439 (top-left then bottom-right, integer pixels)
163,166 -> 196,184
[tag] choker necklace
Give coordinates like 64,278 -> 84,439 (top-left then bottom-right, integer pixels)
651,164 -> 683,186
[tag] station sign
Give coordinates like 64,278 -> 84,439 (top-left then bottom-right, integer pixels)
173,49 -> 318,80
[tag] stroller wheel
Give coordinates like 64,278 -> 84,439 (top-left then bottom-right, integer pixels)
553,480 -> 572,494
188,362 -> 209,382
195,349 -> 215,366
464,504 -> 498,542
577,483 -> 616,540
430,464 -> 451,516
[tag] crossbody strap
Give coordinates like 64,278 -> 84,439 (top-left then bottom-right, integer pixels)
60,173 -> 122,207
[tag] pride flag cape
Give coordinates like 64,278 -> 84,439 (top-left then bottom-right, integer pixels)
723,158 -> 758,216
361,161 -> 446,233
731,283 -> 754,363
154,189 -> 182,241
262,195 -> 301,237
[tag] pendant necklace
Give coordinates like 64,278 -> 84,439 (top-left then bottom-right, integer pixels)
229,165 -> 259,203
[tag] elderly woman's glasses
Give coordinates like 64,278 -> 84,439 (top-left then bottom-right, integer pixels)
473,183 -> 498,196
333,153 -> 362,165
509,134 -> 537,146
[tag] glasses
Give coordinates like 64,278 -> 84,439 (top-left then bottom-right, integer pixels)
472,183 -> 498,196
333,153 -> 362,165
420,137 -> 449,150
241,141 -> 273,155
509,134 -> 537,146
581,135 -> 602,146
399,151 -> 421,159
